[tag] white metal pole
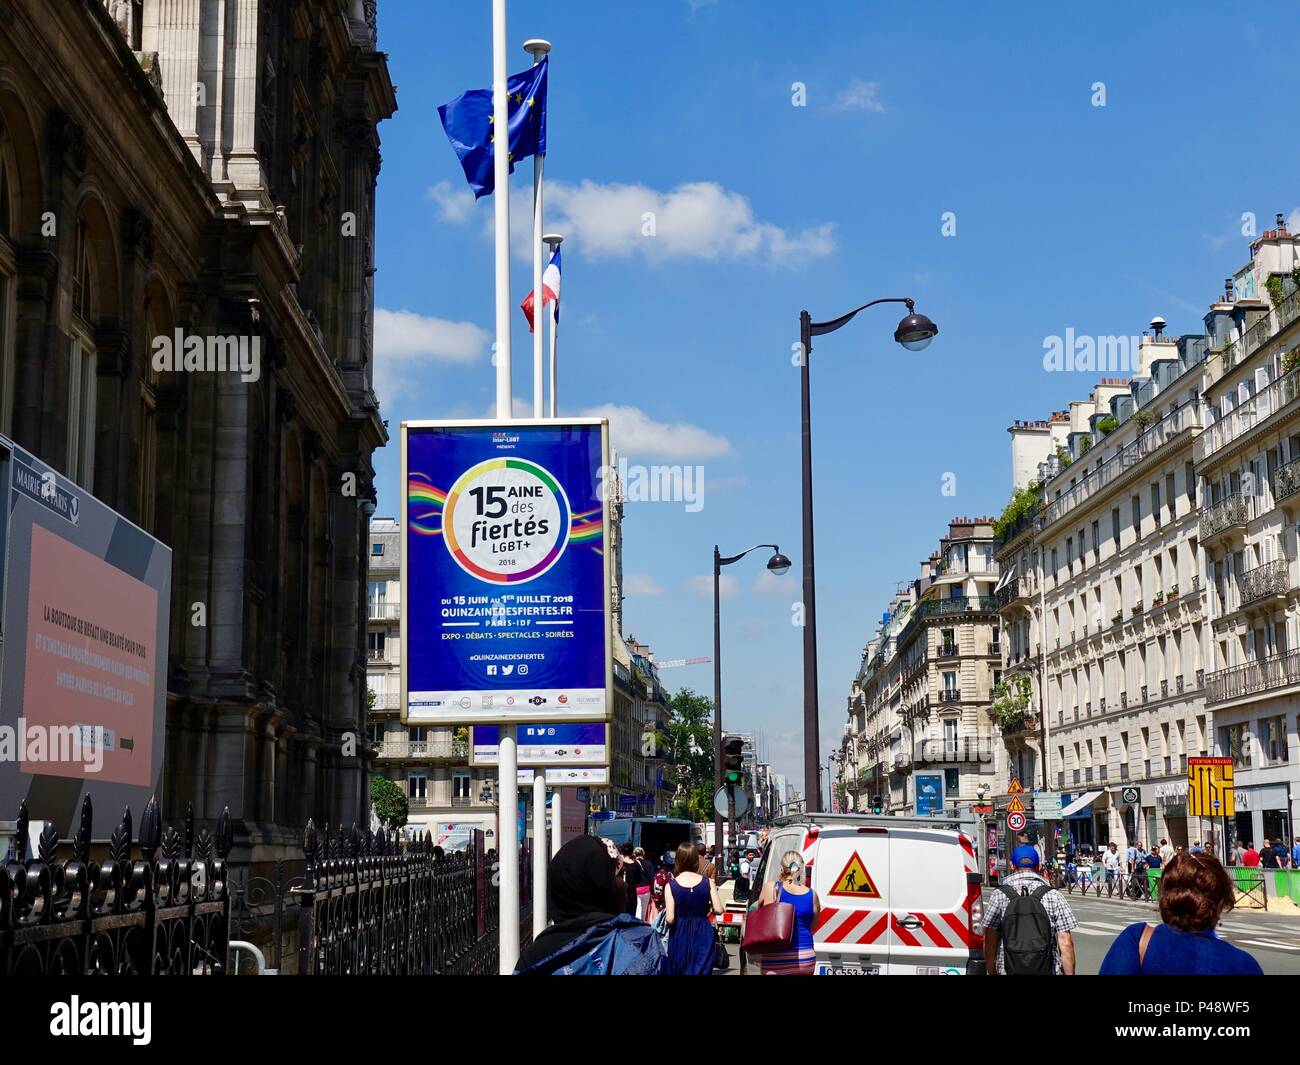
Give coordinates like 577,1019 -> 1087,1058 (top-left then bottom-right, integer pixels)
498,729 -> 519,973
548,298 -> 559,417
531,154 -> 544,417
492,0 -> 519,975
543,233 -> 562,417
533,774 -> 547,935
550,786 -> 562,856
492,0 -> 511,419
523,40 -> 550,418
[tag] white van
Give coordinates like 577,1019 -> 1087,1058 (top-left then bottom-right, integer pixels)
753,813 -> 985,975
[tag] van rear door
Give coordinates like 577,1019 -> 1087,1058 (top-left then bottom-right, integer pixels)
808,825 -> 890,974
884,828 -> 972,975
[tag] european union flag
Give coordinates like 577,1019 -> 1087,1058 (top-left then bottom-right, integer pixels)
438,58 -> 548,200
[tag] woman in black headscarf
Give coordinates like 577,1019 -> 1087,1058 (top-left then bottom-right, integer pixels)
514,835 -> 666,975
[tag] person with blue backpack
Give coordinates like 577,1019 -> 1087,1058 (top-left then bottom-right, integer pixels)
982,844 -> 1078,975
514,835 -> 667,975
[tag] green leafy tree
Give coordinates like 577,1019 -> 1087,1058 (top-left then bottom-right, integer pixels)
370,775 -> 408,833
664,688 -> 715,822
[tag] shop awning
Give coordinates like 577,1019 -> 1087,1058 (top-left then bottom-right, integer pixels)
1059,791 -> 1103,818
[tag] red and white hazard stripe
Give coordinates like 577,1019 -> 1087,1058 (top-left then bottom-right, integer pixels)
813,907 -> 890,946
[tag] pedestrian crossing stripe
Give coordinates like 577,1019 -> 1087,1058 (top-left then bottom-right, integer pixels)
1008,796 -> 1025,813
827,852 -> 881,898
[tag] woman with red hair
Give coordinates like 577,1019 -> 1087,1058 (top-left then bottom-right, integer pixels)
1099,852 -> 1263,975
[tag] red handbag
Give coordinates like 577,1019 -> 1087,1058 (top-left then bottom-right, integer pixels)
741,900 -> 795,954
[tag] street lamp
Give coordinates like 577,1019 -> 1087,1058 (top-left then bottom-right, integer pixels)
798,298 -> 937,812
714,543 -> 790,861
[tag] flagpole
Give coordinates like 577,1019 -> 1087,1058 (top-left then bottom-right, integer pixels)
492,0 -> 512,421
491,0 -> 520,977
543,233 -> 563,417
524,40 -> 550,419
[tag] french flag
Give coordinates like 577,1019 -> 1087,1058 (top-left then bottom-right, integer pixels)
520,246 -> 561,333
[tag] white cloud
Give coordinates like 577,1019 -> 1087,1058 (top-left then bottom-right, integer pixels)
427,180 -> 477,223
754,568 -> 794,595
373,309 -> 490,398
578,403 -> 732,461
686,573 -> 736,599
1289,208 -> 1300,233
624,573 -> 665,597
439,179 -> 835,265
832,79 -> 885,113
546,180 -> 835,263
686,0 -> 718,16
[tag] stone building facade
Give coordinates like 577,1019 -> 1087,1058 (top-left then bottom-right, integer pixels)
848,518 -> 1002,816
0,0 -> 395,863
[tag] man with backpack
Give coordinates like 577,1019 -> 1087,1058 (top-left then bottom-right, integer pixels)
982,844 -> 1078,975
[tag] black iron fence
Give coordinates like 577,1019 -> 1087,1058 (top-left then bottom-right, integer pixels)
3,795 -> 532,976
0,795 -> 232,975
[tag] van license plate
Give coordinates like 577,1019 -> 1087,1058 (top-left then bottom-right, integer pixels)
817,963 -> 879,975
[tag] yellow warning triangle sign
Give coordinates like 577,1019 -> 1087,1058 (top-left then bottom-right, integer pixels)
1008,779 -> 1024,794
1008,796 -> 1025,813
827,852 -> 881,898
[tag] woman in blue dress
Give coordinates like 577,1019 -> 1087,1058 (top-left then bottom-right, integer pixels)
756,851 -> 820,975
664,841 -> 723,975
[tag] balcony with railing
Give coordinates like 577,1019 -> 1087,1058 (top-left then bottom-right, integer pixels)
914,736 -> 989,764
1277,456 -> 1300,504
1039,402 -> 1202,531
938,689 -> 961,704
377,738 -> 469,761
1197,358 -> 1300,466
368,601 -> 401,621
1237,558 -> 1291,606
1207,646 -> 1300,706
1198,492 -> 1252,543
366,647 -> 387,661
369,692 -> 402,711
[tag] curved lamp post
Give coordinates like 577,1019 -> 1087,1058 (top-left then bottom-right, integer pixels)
714,544 -> 790,856
799,299 -> 938,812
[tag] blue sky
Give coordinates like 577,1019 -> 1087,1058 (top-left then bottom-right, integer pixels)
370,0 -> 1300,796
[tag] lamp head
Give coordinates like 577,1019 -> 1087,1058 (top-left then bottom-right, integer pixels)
895,303 -> 939,352
766,550 -> 792,576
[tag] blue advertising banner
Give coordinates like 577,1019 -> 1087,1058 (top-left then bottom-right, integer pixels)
470,722 -> 608,766
915,773 -> 945,816
402,420 -> 611,723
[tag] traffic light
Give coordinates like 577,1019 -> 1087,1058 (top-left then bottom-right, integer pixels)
723,736 -> 744,786
871,794 -> 883,815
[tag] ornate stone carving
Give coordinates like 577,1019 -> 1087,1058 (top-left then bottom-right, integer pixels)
123,207 -> 154,262
46,111 -> 87,173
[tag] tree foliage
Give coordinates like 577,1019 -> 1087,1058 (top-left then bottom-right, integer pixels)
370,775 -> 408,832
993,480 -> 1042,542
664,688 -> 716,823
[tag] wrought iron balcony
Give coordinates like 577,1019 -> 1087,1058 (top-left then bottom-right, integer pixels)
1237,558 -> 1291,605
1198,493 -> 1251,542
913,736 -> 989,764
1207,646 -> 1300,706
1276,456 -> 1300,504
939,689 -> 961,703
1197,351 -> 1300,464
1040,402 -> 1201,531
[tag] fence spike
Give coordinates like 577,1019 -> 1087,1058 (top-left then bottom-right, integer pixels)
184,802 -> 195,857
38,821 -> 59,865
139,795 -> 161,859
217,807 -> 233,859
74,794 -> 93,864
303,819 -> 319,865
14,798 -> 28,860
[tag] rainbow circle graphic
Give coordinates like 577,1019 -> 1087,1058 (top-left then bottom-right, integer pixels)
443,457 -> 571,584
